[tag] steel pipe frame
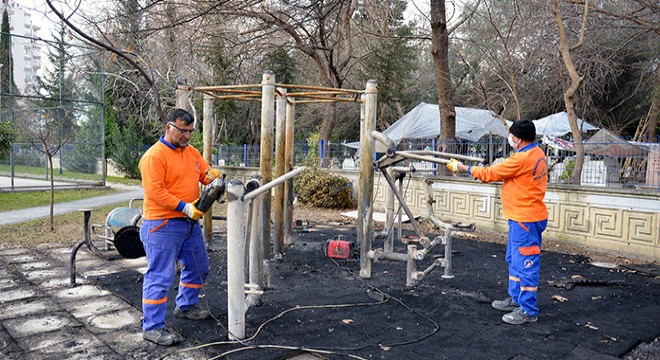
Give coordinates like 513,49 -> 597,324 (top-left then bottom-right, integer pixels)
365,129 -> 476,285
226,180 -> 248,340
379,167 -> 427,245
407,150 -> 484,163
244,167 -> 305,202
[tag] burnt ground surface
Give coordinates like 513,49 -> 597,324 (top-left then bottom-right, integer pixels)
92,223 -> 660,360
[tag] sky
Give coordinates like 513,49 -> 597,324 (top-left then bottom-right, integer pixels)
13,0 -> 438,40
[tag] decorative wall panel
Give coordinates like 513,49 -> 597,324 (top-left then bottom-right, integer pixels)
590,207 -> 622,238
623,211 -> 656,244
559,204 -> 589,233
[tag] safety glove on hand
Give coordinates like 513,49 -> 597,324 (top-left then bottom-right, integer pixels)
205,168 -> 221,181
183,199 -> 205,220
446,158 -> 461,173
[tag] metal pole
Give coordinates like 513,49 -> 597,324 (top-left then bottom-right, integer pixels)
358,80 -> 377,279
384,168 -> 394,253
406,245 -> 416,288
246,176 -> 263,306
443,229 -> 455,279
226,180 -> 247,340
203,94 -> 214,245
260,71 -> 275,261
397,173 -> 403,245
284,100 -> 296,245
274,87 -> 287,256
244,167 -> 305,201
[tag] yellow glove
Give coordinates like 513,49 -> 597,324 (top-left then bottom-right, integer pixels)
446,158 -> 461,173
206,168 -> 221,181
182,198 -> 205,220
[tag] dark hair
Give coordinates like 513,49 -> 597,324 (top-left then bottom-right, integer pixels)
166,108 -> 194,125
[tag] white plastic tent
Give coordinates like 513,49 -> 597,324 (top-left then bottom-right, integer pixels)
506,112 -> 598,137
344,102 -> 509,150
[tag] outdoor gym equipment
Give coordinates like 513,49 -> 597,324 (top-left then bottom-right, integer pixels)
69,198 -> 144,286
367,131 -> 482,287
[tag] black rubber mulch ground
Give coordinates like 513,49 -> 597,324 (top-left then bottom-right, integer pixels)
93,224 -> 660,360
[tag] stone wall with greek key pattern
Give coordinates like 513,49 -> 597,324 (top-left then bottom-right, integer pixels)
219,166 -> 660,261
341,170 -> 659,261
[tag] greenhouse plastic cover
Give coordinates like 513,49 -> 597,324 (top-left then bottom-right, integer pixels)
344,102 -> 509,150
505,112 -> 598,137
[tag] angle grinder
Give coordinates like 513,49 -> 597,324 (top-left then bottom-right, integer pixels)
196,174 -> 227,212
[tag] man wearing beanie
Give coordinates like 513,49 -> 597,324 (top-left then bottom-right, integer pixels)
446,119 -> 548,325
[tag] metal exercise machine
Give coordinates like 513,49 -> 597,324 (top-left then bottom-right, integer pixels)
69,198 -> 144,286
368,131 -> 483,287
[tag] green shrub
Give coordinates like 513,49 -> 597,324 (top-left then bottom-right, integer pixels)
560,159 -> 575,181
0,121 -> 15,159
294,167 -> 355,209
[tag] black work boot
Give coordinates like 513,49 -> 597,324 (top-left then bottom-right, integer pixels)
173,304 -> 212,320
143,328 -> 183,346
502,308 -> 538,325
492,297 -> 519,312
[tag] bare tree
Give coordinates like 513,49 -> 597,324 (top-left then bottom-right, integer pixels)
235,0 -> 359,152
553,0 -> 589,184
430,0 -> 479,151
567,0 -> 659,141
21,110 -> 75,231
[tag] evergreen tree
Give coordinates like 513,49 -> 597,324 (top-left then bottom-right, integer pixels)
0,8 -> 19,118
35,21 -> 80,142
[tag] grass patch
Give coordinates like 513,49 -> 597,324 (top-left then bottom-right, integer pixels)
0,203 -> 126,248
0,188 -> 119,212
107,176 -> 142,186
0,164 -> 103,182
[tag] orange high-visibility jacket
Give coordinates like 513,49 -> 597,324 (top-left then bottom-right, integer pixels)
139,137 -> 212,220
468,144 -> 548,222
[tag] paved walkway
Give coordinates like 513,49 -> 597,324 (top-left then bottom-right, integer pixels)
0,184 -> 144,226
0,184 -> 319,360
0,244 -> 212,359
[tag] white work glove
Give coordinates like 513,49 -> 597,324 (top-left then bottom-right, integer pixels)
446,158 -> 461,173
182,199 -> 205,220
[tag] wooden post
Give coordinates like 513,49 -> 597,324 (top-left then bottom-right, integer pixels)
274,87 -> 287,256
176,86 -> 191,111
284,100 -> 296,245
260,71 -> 275,261
358,80 -> 377,278
202,94 -> 214,245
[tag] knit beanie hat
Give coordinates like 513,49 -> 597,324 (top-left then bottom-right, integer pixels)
509,120 -> 536,141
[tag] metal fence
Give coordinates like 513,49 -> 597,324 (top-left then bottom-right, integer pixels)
214,137 -> 660,190
0,33 -> 105,191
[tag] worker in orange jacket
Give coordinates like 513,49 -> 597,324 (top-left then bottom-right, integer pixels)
139,108 -> 221,345
447,120 -> 548,325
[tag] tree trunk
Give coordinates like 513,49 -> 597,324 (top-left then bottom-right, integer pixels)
553,0 -> 588,184
648,65 -> 659,142
430,0 -> 456,154
319,102 -> 336,162
48,154 -> 55,231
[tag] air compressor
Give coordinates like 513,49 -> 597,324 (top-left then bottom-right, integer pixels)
322,235 -> 354,259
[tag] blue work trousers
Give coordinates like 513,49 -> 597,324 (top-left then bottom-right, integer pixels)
506,219 -> 547,316
139,218 -> 209,331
